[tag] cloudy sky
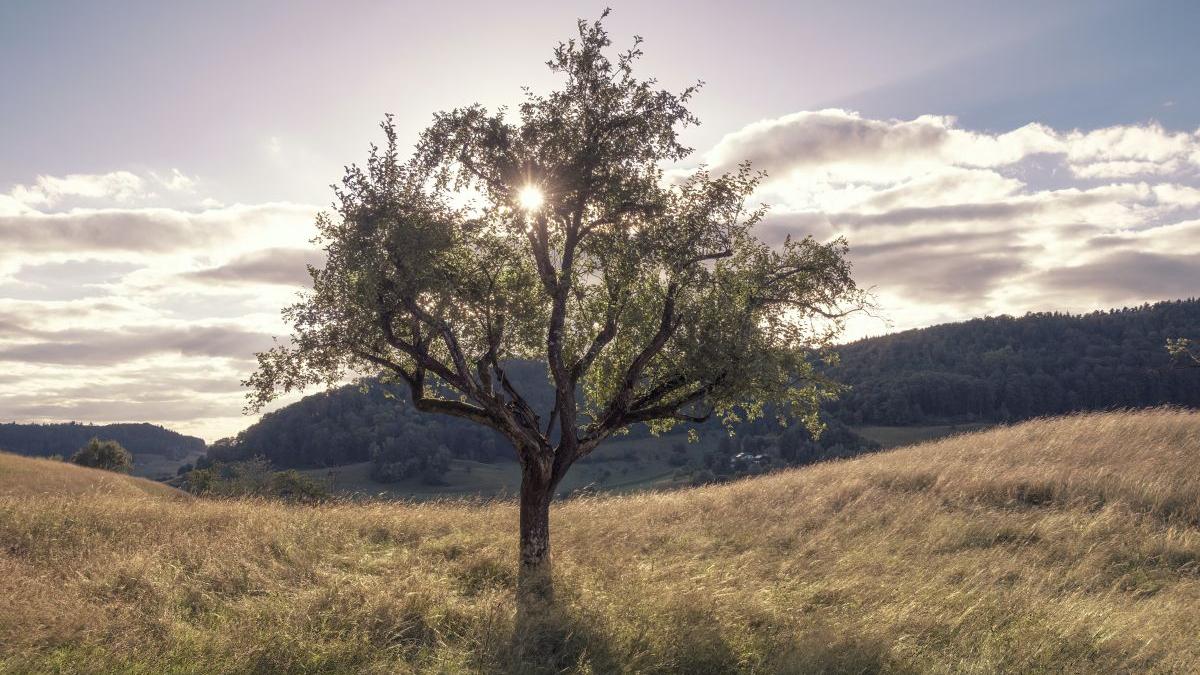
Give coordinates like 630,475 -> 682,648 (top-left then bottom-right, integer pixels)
2,1 -> 1198,440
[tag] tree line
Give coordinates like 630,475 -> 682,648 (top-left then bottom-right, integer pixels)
0,422 -> 204,460
826,299 -> 1200,425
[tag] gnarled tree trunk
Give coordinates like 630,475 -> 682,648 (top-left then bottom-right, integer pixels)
517,459 -> 554,606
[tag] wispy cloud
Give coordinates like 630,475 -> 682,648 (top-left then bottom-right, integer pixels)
0,171 -> 319,438
184,247 -> 325,286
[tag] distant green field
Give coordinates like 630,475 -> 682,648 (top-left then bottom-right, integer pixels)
300,433 -> 720,500
130,450 -> 205,480
299,425 -> 996,500
852,423 -> 991,449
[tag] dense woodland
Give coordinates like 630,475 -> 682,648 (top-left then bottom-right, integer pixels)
203,361 -> 558,479
0,422 -> 204,459
828,299 -> 1200,425
204,380 -> 509,471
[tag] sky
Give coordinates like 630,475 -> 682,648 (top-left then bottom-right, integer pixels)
2,0 -> 1199,441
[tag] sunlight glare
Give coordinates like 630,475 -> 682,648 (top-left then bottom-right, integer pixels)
518,185 -> 545,211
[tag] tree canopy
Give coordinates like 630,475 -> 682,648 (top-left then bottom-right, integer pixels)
248,16 -> 861,457
71,438 -> 134,474
246,13 -> 864,598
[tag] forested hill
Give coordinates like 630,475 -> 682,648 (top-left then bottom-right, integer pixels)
209,299 -> 1200,471
0,422 -> 205,459
827,299 -> 1200,425
205,360 -> 557,470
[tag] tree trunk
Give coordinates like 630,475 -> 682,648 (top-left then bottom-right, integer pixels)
517,461 -> 554,606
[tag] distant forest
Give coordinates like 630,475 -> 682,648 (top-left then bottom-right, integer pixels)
204,360 -> 557,476
0,422 -> 204,459
827,299 -> 1200,425
204,299 -> 1200,474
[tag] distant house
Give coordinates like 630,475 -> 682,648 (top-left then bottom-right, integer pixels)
731,452 -> 771,473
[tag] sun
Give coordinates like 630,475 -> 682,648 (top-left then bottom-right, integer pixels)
518,185 -> 545,211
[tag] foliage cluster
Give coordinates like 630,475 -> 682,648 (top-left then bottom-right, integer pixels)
69,438 -> 133,474
180,458 -> 329,503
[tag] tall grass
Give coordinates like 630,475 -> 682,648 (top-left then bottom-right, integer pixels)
2,409 -> 1199,673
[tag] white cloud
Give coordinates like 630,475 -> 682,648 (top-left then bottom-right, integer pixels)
10,170 -> 146,205
0,170 -> 320,439
6,169 -> 202,209
704,109 -> 1200,188
699,110 -> 1200,340
0,202 -> 317,256
150,168 -> 199,192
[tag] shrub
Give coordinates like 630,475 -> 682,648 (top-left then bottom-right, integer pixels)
265,470 -> 330,503
70,438 -> 133,473
180,459 -> 329,503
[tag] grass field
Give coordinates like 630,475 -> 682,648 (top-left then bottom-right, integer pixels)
3,409 -> 1200,673
0,452 -> 188,500
129,450 -> 206,481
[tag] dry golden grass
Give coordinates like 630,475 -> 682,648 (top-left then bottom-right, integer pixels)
0,452 -> 187,500
2,409 -> 1199,673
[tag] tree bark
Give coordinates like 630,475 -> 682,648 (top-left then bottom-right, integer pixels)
517,460 -> 554,606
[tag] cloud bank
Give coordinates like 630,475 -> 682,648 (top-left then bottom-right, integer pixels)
700,109 -> 1200,333
0,170 -> 319,439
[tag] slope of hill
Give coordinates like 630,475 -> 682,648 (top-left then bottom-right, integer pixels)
3,410 -> 1198,673
0,451 -> 187,499
829,298 -> 1200,425
206,378 -> 515,469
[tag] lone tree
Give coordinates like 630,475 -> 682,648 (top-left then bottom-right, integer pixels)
247,14 -> 864,602
71,437 -> 133,473
1168,338 -> 1199,367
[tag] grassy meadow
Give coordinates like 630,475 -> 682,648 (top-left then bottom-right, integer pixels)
3,409 -> 1200,673
0,453 -> 186,500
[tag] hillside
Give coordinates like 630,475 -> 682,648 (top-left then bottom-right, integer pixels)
0,452 -> 188,500
0,422 -> 206,480
829,298 -> 1200,425
3,410 -> 1199,673
205,300 -> 1200,481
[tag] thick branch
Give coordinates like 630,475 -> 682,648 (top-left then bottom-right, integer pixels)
589,281 -> 681,433
569,311 -> 618,384
677,248 -> 732,271
352,348 -> 498,429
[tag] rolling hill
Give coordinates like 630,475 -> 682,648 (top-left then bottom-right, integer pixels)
0,422 -> 206,479
3,409 -> 1198,673
829,298 -> 1200,425
0,451 -> 188,500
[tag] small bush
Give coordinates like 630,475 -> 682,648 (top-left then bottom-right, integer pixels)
181,459 -> 329,503
70,438 -> 133,473
266,469 -> 331,503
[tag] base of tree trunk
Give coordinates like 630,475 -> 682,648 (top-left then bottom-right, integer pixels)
518,466 -> 554,611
